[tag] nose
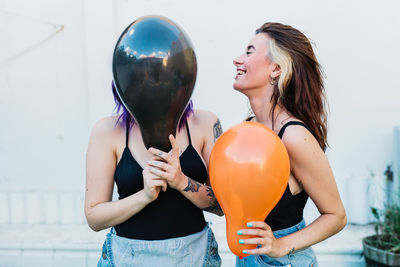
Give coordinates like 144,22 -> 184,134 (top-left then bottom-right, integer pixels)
233,55 -> 243,66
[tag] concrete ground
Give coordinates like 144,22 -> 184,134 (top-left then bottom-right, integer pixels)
0,213 -> 374,267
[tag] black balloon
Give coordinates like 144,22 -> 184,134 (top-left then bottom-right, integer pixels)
112,15 -> 197,151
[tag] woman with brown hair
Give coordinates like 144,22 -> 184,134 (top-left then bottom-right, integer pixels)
233,22 -> 346,266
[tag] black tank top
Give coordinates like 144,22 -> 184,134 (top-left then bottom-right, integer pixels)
114,121 -> 207,240
246,118 -> 310,231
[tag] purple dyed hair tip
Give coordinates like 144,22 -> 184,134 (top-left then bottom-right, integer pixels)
111,81 -> 193,131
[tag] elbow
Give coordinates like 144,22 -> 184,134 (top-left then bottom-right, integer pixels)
339,211 -> 347,230
203,209 -> 224,217
217,209 -> 225,216
215,210 -> 224,217
203,205 -> 224,216
87,220 -> 102,232
335,209 -> 347,232
85,215 -> 100,232
85,208 -> 106,232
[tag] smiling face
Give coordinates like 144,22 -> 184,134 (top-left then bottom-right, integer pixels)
233,33 -> 278,94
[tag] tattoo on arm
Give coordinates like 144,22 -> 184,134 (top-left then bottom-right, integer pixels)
213,119 -> 223,143
183,178 -> 201,192
203,186 -> 223,215
183,177 -> 223,215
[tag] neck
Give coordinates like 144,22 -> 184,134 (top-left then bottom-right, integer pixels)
246,85 -> 278,127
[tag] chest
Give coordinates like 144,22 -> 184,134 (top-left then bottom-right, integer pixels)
114,145 -> 207,198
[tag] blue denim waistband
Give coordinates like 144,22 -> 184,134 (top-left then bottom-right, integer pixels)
272,219 -> 306,239
110,222 -> 210,244
105,223 -> 213,267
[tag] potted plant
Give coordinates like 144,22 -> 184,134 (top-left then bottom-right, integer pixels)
362,165 -> 400,266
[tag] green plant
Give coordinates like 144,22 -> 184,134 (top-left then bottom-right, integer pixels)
370,205 -> 400,253
367,165 -> 400,253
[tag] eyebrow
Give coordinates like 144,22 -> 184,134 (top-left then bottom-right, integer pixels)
247,45 -> 255,51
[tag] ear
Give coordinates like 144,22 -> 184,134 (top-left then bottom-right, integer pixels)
270,64 -> 281,79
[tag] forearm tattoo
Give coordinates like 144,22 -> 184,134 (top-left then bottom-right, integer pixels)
183,178 -> 201,192
203,186 -> 223,215
213,119 -> 223,143
183,177 -> 223,215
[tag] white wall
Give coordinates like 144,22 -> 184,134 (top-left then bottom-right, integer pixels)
0,0 -> 89,190
0,0 -> 399,223
101,0 -> 400,180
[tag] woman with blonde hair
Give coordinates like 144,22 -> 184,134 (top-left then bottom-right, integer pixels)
233,22 -> 346,266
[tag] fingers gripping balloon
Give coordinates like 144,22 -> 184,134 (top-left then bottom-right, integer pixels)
209,122 -> 290,258
112,15 -> 197,151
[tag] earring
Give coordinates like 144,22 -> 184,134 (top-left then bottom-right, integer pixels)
269,75 -> 277,85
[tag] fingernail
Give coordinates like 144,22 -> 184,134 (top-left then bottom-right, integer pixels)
239,239 -> 244,244
243,250 -> 248,254
237,230 -> 243,235
247,222 -> 253,227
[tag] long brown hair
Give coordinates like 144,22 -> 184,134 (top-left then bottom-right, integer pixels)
256,22 -> 328,151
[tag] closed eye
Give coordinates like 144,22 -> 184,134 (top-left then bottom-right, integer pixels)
246,45 -> 255,55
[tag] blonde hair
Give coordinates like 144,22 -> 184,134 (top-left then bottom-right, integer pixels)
256,22 -> 328,150
268,38 -> 293,97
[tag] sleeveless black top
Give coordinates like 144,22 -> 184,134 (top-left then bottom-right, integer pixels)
114,122 -> 207,240
247,117 -> 310,231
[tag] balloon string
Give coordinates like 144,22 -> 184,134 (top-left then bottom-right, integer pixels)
0,10 -> 64,67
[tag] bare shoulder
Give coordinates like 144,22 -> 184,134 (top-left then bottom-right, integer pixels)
280,123 -> 321,154
187,109 -> 222,146
90,116 -> 124,141
190,109 -> 219,128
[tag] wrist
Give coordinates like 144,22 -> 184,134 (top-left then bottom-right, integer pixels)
178,175 -> 189,191
278,238 -> 293,257
138,190 -> 155,204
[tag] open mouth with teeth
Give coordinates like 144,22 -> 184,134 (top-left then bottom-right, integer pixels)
237,70 -> 246,76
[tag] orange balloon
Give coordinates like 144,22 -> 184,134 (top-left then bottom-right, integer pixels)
209,121 -> 290,258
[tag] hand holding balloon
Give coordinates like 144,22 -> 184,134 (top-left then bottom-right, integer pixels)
147,135 -> 187,190
237,221 -> 284,258
209,122 -> 290,258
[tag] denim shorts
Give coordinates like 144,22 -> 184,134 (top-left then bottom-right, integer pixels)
235,220 -> 317,267
97,223 -> 221,267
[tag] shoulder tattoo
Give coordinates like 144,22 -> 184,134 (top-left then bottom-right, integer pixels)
213,119 -> 223,143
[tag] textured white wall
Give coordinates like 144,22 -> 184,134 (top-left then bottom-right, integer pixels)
0,0 -> 399,225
